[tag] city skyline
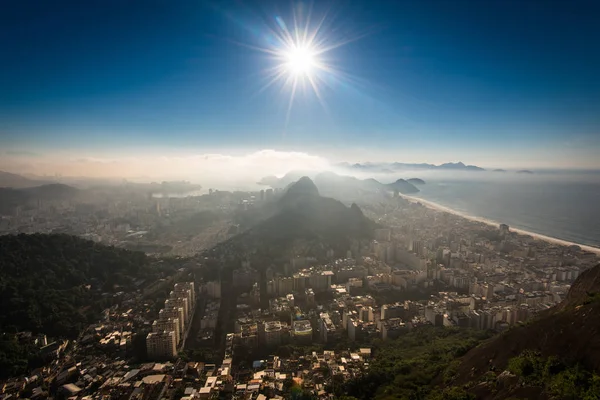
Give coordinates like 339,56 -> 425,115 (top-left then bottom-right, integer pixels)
2,0 -> 600,174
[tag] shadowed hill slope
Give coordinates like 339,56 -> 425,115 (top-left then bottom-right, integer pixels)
341,264 -> 600,400
209,177 -> 378,260
445,263 -> 600,399
455,263 -> 600,383
280,175 -> 320,204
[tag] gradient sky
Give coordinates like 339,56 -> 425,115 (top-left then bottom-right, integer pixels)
1,0 -> 600,171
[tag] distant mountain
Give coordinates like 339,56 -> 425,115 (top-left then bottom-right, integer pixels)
449,263 -> 600,398
316,172 -> 420,195
276,177 -> 377,237
209,177 -> 378,260
0,170 -> 52,188
257,170 -> 315,188
22,183 -> 79,198
0,184 -> 79,214
493,168 -> 507,172
385,178 -> 420,194
517,169 -> 534,174
336,161 -> 485,173
280,176 -> 320,204
259,171 -> 420,196
439,161 -> 485,171
407,178 -> 426,185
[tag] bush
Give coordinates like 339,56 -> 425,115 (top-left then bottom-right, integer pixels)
507,351 -> 544,383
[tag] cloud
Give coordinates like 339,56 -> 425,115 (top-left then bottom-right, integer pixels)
147,149 -> 331,187
0,149 -> 331,189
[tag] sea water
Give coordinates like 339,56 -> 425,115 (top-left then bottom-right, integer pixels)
410,172 -> 600,248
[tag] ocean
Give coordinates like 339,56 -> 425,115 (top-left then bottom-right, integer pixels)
409,172 -> 600,248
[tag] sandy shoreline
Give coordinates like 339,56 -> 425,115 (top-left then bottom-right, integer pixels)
402,194 -> 600,256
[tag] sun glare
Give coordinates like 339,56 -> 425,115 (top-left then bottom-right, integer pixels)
236,3 -> 372,127
285,46 -> 316,76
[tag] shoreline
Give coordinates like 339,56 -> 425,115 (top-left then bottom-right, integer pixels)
402,194 -> 600,256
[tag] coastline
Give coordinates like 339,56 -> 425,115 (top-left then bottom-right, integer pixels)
402,194 -> 600,256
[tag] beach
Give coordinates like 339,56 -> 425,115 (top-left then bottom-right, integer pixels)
402,194 -> 600,255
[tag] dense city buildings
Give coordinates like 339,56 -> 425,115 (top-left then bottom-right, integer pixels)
147,281 -> 196,360
1,187 -> 599,400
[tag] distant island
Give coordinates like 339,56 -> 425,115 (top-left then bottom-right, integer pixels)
517,170 -> 534,174
407,178 -> 426,184
492,168 -> 506,172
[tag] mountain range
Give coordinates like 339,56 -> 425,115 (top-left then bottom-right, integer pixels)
0,184 -> 80,214
0,170 -> 53,189
336,161 -> 486,173
258,171 -> 421,195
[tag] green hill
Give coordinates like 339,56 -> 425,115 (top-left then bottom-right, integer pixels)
343,327 -> 493,400
0,233 -> 149,338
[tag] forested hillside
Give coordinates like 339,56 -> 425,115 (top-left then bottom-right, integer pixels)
342,327 -> 493,400
0,234 -> 149,338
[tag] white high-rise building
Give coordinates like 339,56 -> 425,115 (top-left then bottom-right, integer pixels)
165,297 -> 189,323
152,318 -> 180,344
146,331 -> 177,360
159,308 -> 184,334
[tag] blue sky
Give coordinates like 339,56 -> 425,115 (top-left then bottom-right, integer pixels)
1,0 -> 600,172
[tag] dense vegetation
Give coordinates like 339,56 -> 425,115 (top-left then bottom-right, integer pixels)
342,327 -> 494,400
0,335 -> 43,379
503,351 -> 600,399
0,233 -> 149,338
339,304 -> 600,399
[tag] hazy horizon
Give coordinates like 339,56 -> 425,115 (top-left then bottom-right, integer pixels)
3,149 -> 600,191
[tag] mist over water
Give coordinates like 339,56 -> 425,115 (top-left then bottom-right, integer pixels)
409,172 -> 600,247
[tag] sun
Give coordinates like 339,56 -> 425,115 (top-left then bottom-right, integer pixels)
233,4 -> 372,128
284,46 -> 316,76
